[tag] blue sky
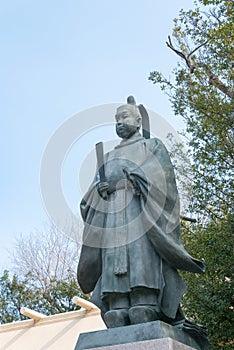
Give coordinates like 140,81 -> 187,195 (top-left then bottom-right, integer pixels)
0,0 -> 196,271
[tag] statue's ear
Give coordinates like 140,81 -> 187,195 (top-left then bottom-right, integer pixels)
137,114 -> 142,127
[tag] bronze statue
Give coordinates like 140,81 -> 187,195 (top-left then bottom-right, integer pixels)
77,97 -> 205,328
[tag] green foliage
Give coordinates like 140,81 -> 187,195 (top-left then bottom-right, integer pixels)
181,215 -> 234,350
150,0 -> 234,348
0,271 -> 34,323
0,270 -> 84,324
149,0 -> 234,220
199,1 -> 224,5
39,274 -> 85,315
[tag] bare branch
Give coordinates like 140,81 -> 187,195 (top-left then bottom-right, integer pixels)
187,40 -> 209,59
166,36 -> 234,99
12,221 -> 82,290
166,36 -> 187,60
166,35 -> 196,72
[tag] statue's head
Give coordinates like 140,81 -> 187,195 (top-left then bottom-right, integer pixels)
115,103 -> 142,140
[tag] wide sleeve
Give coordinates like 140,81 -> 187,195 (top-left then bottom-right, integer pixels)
128,138 -> 205,274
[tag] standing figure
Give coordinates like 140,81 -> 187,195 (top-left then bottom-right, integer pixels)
77,97 -> 205,328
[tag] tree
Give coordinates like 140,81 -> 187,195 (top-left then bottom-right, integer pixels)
149,1 -> 234,348
0,270 -> 83,324
149,0 -> 234,220
0,271 -> 36,323
12,222 -> 82,290
0,222 -> 87,324
181,215 -> 234,350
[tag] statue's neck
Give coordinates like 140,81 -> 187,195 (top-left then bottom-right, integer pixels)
116,131 -> 144,149
122,130 -> 141,141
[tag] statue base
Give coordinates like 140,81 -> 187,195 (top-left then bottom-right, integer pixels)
74,321 -> 209,350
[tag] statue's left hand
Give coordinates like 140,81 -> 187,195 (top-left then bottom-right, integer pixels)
97,181 -> 109,200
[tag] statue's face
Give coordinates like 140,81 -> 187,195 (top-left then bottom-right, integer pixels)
115,105 -> 141,139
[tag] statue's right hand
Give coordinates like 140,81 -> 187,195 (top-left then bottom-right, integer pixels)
97,182 -> 109,199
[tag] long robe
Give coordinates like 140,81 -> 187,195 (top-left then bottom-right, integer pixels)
77,134 -> 205,319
